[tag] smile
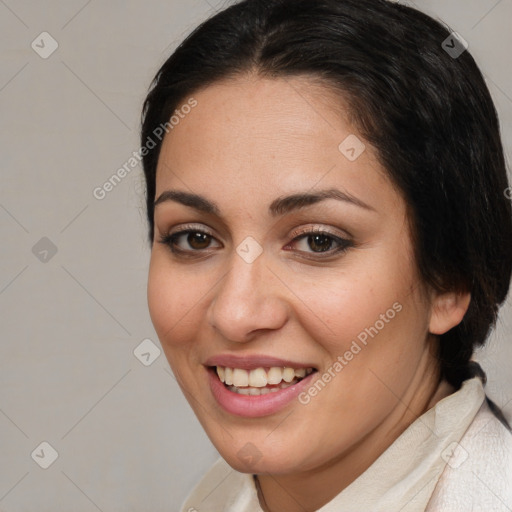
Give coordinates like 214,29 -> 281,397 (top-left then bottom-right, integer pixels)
215,366 -> 315,395
205,362 -> 318,417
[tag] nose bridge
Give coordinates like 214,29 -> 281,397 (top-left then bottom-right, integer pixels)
223,249 -> 259,293
219,249 -> 267,312
208,248 -> 286,341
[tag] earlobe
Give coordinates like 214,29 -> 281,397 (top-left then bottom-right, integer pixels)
429,291 -> 471,335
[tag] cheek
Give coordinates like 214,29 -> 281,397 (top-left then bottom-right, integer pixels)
147,252 -> 206,350
290,247 -> 426,379
314,281 -> 427,407
292,265 -> 406,350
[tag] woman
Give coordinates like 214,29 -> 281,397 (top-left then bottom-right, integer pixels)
140,0 -> 512,510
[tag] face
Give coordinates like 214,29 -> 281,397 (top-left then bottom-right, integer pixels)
147,75 -> 439,476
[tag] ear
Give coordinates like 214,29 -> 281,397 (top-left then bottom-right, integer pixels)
429,290 -> 471,335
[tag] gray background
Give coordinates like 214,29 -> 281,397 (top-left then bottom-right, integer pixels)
0,1 -> 511,511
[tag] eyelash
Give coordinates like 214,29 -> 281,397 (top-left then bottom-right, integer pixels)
158,224 -> 353,260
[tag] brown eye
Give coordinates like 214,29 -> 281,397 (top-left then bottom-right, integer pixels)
159,228 -> 221,254
187,232 -> 211,249
307,234 -> 334,252
289,229 -> 352,258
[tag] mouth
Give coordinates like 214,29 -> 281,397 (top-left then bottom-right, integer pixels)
209,365 -> 317,396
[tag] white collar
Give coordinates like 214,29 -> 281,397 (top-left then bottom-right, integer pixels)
181,377 -> 486,512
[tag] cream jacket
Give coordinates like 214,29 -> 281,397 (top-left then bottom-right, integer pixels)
180,377 -> 512,511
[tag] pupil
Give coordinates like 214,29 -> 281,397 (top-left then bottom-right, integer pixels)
188,232 -> 210,249
308,234 -> 332,252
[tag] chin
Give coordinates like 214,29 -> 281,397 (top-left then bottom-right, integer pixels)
216,439 -> 305,475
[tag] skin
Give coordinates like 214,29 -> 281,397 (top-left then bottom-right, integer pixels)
147,74 -> 470,512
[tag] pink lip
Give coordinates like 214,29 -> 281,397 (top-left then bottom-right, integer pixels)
207,367 -> 317,418
204,354 -> 316,371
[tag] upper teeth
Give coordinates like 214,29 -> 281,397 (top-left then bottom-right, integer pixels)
216,366 -> 313,387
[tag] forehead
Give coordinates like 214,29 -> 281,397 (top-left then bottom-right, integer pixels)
159,75 -> 348,166
155,75 -> 402,216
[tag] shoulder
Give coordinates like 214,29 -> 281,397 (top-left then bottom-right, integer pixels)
179,457 -> 259,512
427,398 -> 512,511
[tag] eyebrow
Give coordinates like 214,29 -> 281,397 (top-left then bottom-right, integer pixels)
153,188 -> 375,216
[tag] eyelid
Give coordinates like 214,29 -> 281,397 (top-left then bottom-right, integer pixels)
289,224 -> 351,240
166,222 -> 216,238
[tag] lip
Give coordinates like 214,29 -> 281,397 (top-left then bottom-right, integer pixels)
207,366 -> 317,418
204,354 -> 316,371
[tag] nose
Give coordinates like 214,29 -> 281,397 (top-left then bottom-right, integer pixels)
207,251 -> 289,343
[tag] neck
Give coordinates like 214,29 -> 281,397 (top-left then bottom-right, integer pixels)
256,359 -> 454,512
